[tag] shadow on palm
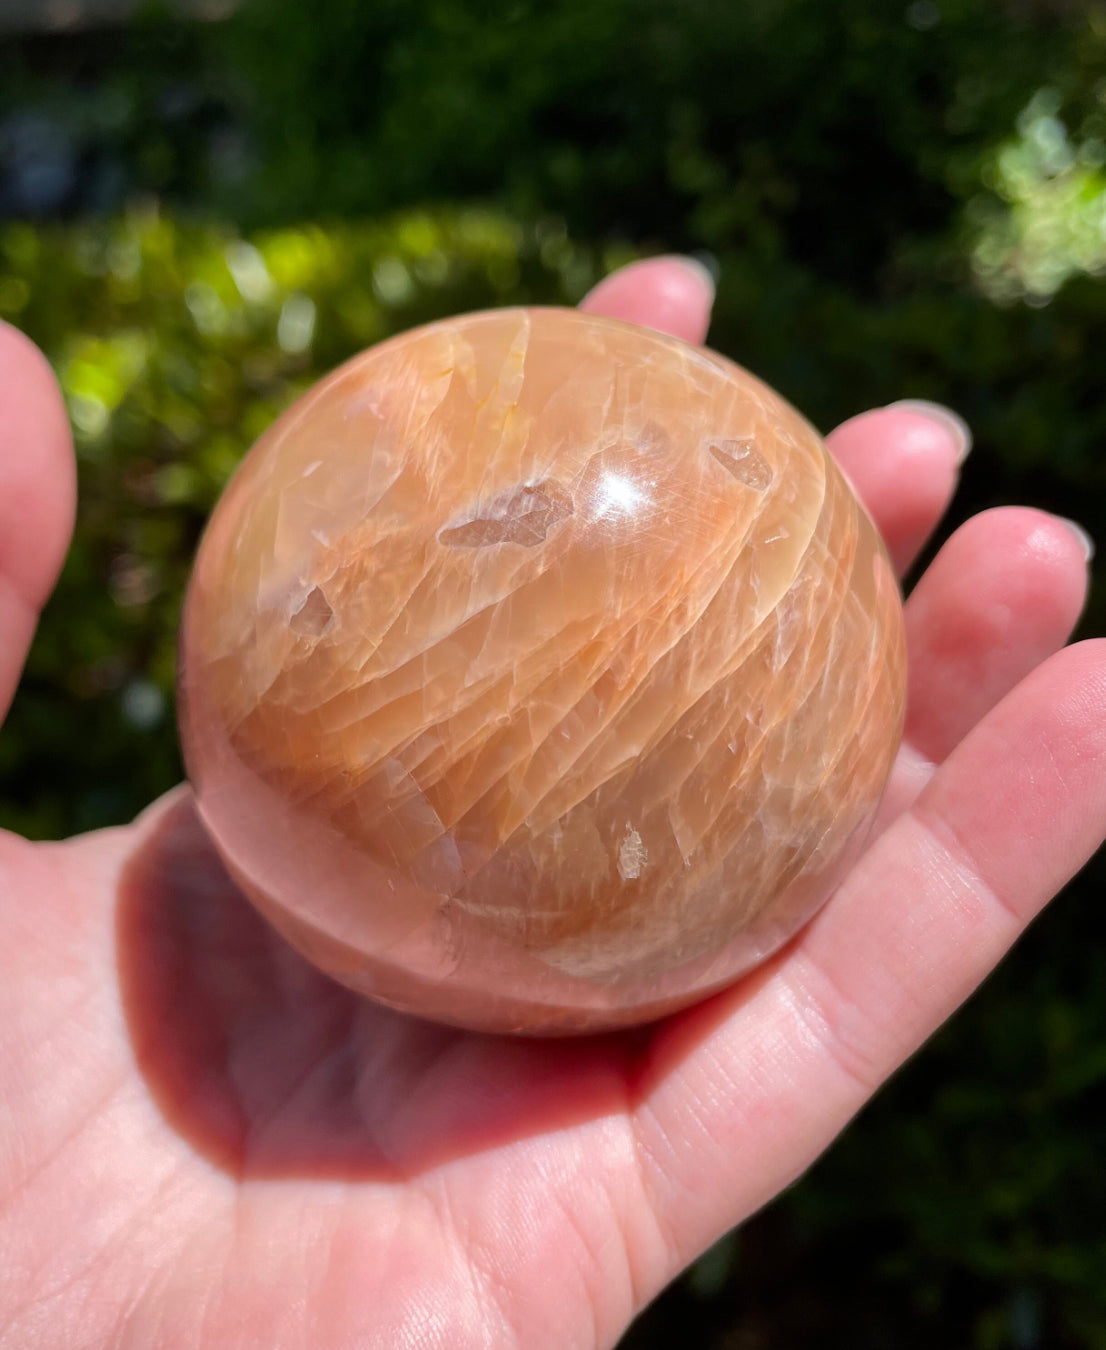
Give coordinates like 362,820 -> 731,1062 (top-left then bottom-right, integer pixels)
115,790 -> 694,1183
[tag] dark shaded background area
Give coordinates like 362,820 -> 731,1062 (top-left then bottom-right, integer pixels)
1,2 -> 1105,1345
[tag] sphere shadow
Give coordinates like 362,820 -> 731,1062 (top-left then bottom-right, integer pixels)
115,792 -> 655,1182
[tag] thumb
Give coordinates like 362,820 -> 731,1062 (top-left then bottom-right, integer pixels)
0,321 -> 76,730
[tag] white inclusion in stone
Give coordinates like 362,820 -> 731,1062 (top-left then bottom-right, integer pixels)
302,460 -> 323,478
708,438 -> 773,491
594,470 -> 650,520
617,823 -> 648,881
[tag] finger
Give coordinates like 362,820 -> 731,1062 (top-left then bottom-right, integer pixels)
0,322 -> 75,725
579,255 -> 715,345
633,639 -> 1106,1268
904,507 -> 1091,763
825,401 -> 970,576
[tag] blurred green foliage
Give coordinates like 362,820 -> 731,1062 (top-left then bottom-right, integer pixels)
2,0 -> 1106,1346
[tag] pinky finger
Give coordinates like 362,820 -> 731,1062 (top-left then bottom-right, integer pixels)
579,255 -> 715,345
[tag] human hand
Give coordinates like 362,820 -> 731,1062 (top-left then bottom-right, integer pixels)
2,258 -> 1103,1349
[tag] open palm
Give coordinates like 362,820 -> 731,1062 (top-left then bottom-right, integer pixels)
2,261 -> 1104,1350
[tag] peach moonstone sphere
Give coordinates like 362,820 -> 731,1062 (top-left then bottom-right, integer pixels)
179,307 -> 906,1034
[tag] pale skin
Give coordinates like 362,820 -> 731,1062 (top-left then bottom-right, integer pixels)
1,257 -> 1104,1350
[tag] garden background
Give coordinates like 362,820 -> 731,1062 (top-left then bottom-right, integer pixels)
2,1 -> 1105,1344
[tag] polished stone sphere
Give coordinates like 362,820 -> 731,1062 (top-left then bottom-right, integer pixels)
178,307 -> 906,1034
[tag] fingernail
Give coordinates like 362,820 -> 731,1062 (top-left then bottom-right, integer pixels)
1057,516 -> 1095,562
888,399 -> 973,464
667,254 -> 717,300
